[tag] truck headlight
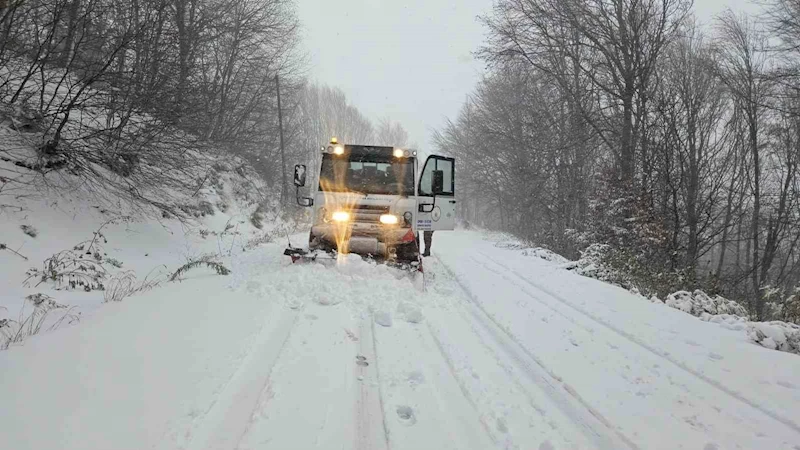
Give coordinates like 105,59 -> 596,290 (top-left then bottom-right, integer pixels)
380,214 -> 399,225
332,211 -> 350,222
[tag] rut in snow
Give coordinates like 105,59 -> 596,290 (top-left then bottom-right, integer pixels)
479,251 -> 800,437
430,256 -> 638,450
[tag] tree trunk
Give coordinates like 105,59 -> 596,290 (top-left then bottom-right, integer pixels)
174,0 -> 191,112
686,113 -> 699,273
62,0 -> 81,67
716,148 -> 741,277
749,108 -> 762,318
621,87 -> 635,188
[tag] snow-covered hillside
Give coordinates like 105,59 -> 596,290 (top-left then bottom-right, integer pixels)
2,229 -> 800,450
0,143 -> 299,348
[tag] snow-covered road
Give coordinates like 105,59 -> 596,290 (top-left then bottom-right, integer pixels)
2,231 -> 800,450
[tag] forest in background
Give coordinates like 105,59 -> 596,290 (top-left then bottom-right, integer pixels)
0,0 -> 411,213
436,0 -> 800,321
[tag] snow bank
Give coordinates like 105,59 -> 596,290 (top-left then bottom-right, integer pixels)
665,290 -> 749,317
0,141 -> 289,350
746,321 -> 800,354
555,241 -> 800,357
481,230 -> 800,358
698,313 -> 749,331
660,291 -> 800,355
479,230 -> 570,265
519,247 -> 569,264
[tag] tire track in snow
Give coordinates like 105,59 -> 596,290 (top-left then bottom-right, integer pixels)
422,319 -> 502,448
478,251 -> 800,437
371,304 -> 499,450
433,256 -> 638,450
182,308 -> 300,450
355,316 -> 390,450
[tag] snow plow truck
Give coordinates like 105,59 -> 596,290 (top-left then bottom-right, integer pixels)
285,138 -> 456,274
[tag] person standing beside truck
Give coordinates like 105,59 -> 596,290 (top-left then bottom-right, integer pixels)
423,230 -> 433,257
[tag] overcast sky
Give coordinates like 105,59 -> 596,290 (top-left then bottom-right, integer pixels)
296,0 -> 759,150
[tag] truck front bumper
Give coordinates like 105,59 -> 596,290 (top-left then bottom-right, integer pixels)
310,224 -> 417,258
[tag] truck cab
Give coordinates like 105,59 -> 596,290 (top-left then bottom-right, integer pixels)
291,138 -> 455,264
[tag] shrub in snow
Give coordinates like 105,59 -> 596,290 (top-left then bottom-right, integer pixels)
198,201 -> 215,216
564,243 -> 636,291
698,313 -> 749,331
746,321 -> 800,355
23,220 -> 130,292
105,152 -> 140,177
243,232 -> 275,250
764,287 -> 800,324
5,104 -> 44,133
1,294 -> 79,350
178,202 -> 215,218
520,247 -> 569,264
20,224 -> 37,238
250,202 -> 272,230
661,293 -> 800,356
26,293 -> 62,308
24,231 -> 115,292
206,168 -> 225,192
104,270 -> 165,302
105,257 -> 124,268
665,290 -> 748,318
489,231 -> 570,264
169,256 -> 230,282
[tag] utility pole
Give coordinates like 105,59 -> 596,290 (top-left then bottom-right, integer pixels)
276,74 -> 287,205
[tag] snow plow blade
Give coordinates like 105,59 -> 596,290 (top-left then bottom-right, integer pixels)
283,246 -> 333,263
284,246 -> 425,290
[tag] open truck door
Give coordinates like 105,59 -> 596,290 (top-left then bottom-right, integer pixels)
416,155 -> 456,231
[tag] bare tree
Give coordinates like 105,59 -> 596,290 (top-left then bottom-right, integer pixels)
482,0 -> 691,190
0,0 -> 303,217
653,23 -> 729,277
715,10 -> 773,316
374,117 -> 409,147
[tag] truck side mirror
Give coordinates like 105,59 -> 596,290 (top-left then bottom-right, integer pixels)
432,170 -> 444,195
293,164 -> 307,187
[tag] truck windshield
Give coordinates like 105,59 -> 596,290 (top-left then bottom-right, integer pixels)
319,154 -> 415,196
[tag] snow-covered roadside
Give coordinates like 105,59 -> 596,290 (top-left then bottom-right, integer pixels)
1,241 -> 279,450
665,290 -> 800,354
0,148 -> 296,350
480,229 -> 800,356
433,231 -> 800,450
